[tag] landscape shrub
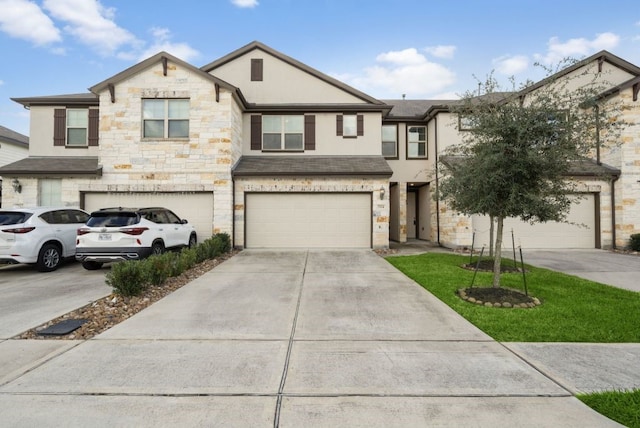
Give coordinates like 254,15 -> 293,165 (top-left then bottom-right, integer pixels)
105,233 -> 232,296
106,260 -> 149,297
143,252 -> 173,285
630,233 -> 640,251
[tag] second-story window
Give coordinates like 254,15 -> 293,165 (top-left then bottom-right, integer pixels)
407,125 -> 427,158
66,109 -> 88,146
382,124 -> 397,158
262,115 -> 304,150
142,99 -> 189,138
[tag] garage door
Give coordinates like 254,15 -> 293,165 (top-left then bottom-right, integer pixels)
245,193 -> 371,248
472,194 -> 596,249
83,192 -> 214,241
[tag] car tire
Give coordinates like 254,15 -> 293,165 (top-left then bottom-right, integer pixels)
82,261 -> 103,270
188,233 -> 197,248
151,241 -> 165,256
36,243 -> 61,272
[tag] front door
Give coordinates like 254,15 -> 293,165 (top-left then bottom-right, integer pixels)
407,191 -> 416,239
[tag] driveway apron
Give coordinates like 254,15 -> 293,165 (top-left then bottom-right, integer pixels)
0,250 -> 621,427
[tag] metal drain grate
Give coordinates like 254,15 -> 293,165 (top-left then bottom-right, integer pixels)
37,319 -> 88,336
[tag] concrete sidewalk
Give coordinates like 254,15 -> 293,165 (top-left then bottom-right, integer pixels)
0,250 -> 632,427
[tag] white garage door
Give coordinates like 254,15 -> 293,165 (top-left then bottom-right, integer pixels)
472,194 -> 596,249
83,192 -> 214,241
245,193 -> 371,248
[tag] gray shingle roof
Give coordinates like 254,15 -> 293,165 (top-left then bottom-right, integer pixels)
232,156 -> 393,177
0,125 -> 28,147
0,157 -> 102,176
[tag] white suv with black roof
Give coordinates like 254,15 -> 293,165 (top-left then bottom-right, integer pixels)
76,207 -> 197,270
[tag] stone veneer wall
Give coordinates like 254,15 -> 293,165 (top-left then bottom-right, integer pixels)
88,60 -> 239,238
233,176 -> 389,249
602,88 -> 640,248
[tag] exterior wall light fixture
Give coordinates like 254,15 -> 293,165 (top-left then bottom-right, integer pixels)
380,186 -> 385,200
12,178 -> 22,193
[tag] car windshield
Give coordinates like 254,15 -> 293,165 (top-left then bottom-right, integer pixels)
86,212 -> 139,227
0,212 -> 32,225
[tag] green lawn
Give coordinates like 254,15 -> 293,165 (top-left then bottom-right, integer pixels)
578,389 -> 640,427
386,253 -> 640,342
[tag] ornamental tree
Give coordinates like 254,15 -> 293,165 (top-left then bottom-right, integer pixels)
439,61 -> 623,288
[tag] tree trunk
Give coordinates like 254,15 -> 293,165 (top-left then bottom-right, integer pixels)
492,216 -> 504,288
489,215 -> 494,257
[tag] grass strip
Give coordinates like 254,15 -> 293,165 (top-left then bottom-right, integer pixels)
386,253 -> 640,342
577,389 -> 640,427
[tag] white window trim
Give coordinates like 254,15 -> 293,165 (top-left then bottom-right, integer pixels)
66,109 -> 88,147
382,124 -> 398,158
142,99 -> 190,139
262,115 -> 304,151
407,125 -> 427,159
343,115 -> 358,137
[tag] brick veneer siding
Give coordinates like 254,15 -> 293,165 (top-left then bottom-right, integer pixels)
233,176 -> 389,249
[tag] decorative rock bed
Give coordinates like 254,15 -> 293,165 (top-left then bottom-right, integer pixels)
457,287 -> 541,308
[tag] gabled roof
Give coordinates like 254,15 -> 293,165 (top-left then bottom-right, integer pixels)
519,50 -> 640,97
232,155 -> 393,177
202,41 -> 385,106
382,100 -> 457,120
0,125 -> 28,147
90,51 -> 241,99
11,93 -> 98,107
0,157 -> 101,177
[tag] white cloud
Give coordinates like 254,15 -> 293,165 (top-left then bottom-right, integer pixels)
342,48 -> 456,98
536,32 -> 620,64
231,0 -> 258,8
493,55 -> 529,75
0,79 -> 4,85
0,0 -> 61,45
136,27 -> 200,62
424,45 -> 456,59
42,0 -> 139,56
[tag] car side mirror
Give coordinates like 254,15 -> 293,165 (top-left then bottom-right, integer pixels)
181,219 -> 188,224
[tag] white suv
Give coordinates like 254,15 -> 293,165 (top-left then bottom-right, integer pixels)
0,207 -> 89,271
76,207 -> 197,270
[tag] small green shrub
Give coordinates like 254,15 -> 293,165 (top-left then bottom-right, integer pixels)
106,260 -> 149,297
143,253 -> 172,285
103,233 -> 232,295
630,234 -> 640,251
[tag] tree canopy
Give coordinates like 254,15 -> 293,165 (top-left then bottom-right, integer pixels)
439,62 -> 623,287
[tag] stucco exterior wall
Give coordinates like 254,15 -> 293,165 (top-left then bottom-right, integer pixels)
209,50 -> 367,105
233,176 -> 389,249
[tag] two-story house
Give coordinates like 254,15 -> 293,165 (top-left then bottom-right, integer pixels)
0,125 -> 29,207
1,42 -> 639,250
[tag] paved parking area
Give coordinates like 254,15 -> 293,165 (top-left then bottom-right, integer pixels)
0,250 -> 624,427
0,262 -> 110,339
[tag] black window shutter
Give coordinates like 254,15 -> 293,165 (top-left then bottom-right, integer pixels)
357,114 -> 364,136
304,115 -> 315,150
88,109 -> 99,146
251,59 -> 263,81
251,115 -> 262,150
336,115 -> 343,136
53,109 -> 66,146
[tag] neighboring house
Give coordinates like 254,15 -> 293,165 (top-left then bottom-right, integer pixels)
0,125 -> 29,207
0,42 -> 639,250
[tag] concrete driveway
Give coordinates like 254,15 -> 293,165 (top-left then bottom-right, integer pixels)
0,262 -> 111,339
524,249 -> 640,292
0,250 -> 625,426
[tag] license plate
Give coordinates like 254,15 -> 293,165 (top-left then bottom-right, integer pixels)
98,233 -> 112,241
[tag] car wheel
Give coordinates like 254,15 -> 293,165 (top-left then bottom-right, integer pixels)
82,261 -> 103,270
151,241 -> 165,256
36,243 -> 61,272
188,233 -> 197,248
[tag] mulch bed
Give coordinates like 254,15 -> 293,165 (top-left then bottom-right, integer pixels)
457,286 -> 541,308
15,250 -> 239,340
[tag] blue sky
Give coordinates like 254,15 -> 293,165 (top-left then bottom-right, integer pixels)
1,0 -> 639,136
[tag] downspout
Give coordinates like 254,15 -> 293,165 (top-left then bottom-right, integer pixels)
595,105 -> 601,165
434,115 -> 441,245
231,173 -> 236,249
611,173 -> 619,250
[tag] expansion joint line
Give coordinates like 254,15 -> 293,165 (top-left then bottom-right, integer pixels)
273,251 -> 308,427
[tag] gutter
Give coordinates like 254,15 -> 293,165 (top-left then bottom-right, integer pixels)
434,116 -> 441,245
611,173 -> 620,249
